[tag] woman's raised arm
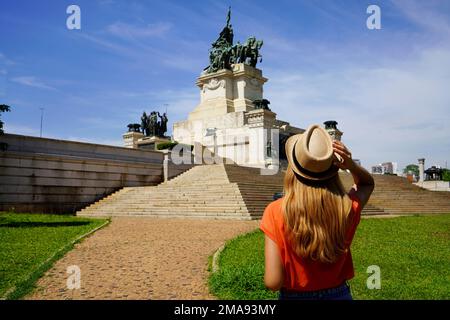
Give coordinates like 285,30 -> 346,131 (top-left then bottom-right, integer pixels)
332,140 -> 374,208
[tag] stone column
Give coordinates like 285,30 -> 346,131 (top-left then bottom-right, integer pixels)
418,158 -> 425,183
163,151 -> 169,182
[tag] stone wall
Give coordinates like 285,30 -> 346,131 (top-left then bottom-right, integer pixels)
0,134 -> 192,214
414,180 -> 450,192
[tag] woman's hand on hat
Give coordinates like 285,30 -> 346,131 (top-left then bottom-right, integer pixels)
332,140 -> 355,171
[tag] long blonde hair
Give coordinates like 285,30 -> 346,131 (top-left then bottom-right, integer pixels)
282,165 -> 353,263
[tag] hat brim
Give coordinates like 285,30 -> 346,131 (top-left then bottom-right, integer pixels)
285,134 -> 339,181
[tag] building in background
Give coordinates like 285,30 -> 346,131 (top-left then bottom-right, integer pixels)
414,158 -> 450,191
371,162 -> 398,175
371,164 -> 383,174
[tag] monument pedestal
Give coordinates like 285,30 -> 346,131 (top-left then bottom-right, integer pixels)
136,136 -> 171,151
122,132 -> 171,151
123,131 -> 144,149
245,108 -> 276,128
173,64 -> 304,167
188,64 -> 268,121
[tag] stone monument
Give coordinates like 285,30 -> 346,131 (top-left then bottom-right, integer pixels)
324,120 -> 343,141
173,8 -> 303,167
123,110 -> 171,150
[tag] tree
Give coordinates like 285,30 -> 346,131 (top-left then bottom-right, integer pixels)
0,104 -> 11,135
403,164 -> 419,176
442,169 -> 450,182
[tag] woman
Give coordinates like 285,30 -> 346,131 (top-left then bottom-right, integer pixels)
260,124 -> 374,300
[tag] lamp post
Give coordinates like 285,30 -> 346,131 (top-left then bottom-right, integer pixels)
39,107 -> 44,137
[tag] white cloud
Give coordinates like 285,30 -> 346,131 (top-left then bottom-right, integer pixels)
106,21 -> 172,39
161,56 -> 204,72
4,122 -> 122,147
3,123 -> 39,136
111,87 -> 198,114
117,87 -> 199,132
265,47 -> 450,170
97,0 -> 114,5
76,31 -> 204,72
392,0 -> 450,37
11,76 -> 56,90
76,33 -> 140,58
0,52 -> 15,66
79,116 -> 125,131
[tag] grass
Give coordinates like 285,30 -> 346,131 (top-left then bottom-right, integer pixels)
0,213 -> 108,300
209,214 -> 450,300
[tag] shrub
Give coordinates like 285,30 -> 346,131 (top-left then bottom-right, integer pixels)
442,169 -> 450,182
156,142 -> 194,151
0,104 -> 11,135
156,142 -> 178,150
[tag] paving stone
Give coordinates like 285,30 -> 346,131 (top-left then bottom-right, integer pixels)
26,217 -> 258,300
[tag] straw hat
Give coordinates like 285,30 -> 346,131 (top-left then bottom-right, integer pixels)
285,124 -> 339,181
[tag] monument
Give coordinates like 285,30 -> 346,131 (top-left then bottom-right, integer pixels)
123,110 -> 171,150
172,8 -> 304,167
324,120 -> 343,141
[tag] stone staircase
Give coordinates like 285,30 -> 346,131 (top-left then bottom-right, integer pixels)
339,173 -> 450,215
77,164 -> 284,219
77,164 -> 450,219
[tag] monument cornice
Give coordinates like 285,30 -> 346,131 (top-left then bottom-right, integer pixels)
231,64 -> 267,82
197,69 -> 233,86
196,63 -> 267,89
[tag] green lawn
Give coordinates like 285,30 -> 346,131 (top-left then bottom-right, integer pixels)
209,214 -> 450,300
0,213 -> 108,300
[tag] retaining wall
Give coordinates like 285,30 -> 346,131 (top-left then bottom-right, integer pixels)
0,134 -> 192,213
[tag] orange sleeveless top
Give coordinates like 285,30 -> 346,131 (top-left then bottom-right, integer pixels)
260,193 -> 362,291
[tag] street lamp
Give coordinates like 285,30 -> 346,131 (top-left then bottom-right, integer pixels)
39,107 -> 44,137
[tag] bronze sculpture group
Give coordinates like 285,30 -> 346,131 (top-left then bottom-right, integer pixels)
127,8 -> 265,136
206,7 -> 263,74
127,111 -> 168,137
252,99 -> 271,111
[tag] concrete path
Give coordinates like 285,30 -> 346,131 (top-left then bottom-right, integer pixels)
26,217 -> 259,300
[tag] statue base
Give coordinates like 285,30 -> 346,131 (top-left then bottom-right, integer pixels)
135,136 -> 171,151
123,131 -> 144,148
122,132 -> 171,151
188,63 -> 268,121
173,64 -> 304,167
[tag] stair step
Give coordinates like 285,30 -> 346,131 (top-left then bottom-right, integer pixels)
76,165 -> 450,219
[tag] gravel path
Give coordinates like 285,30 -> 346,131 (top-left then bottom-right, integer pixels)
26,217 -> 259,300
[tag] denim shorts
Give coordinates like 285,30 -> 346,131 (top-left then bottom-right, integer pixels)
278,282 -> 352,300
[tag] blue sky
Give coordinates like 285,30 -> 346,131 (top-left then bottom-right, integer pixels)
1,0 -> 449,171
